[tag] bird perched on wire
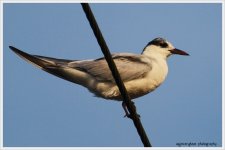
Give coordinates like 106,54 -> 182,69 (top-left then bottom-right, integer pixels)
10,37 -> 189,114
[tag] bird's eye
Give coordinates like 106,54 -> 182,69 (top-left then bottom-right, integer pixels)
160,42 -> 168,48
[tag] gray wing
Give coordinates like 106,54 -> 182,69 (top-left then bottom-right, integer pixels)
10,46 -> 152,83
69,53 -> 152,82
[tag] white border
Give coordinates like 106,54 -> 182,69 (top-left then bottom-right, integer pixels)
1,0 -> 3,150
0,1 -> 224,150
222,1 -> 224,150
1,0 -> 224,3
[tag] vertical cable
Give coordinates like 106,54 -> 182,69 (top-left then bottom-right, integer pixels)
81,3 -> 151,147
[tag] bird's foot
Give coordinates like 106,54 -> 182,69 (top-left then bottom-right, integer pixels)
123,113 -> 140,119
122,101 -> 140,119
122,101 -> 130,118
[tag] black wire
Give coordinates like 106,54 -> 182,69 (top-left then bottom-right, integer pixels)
81,3 -> 151,147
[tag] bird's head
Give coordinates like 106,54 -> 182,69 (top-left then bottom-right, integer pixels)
142,37 -> 189,58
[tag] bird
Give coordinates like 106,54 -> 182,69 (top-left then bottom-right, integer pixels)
9,37 -> 189,115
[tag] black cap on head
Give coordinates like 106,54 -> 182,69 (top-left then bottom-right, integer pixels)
147,37 -> 168,48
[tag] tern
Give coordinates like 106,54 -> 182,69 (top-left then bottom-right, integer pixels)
10,37 -> 189,114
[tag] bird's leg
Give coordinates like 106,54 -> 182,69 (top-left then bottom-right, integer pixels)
122,101 -> 130,118
122,101 -> 141,118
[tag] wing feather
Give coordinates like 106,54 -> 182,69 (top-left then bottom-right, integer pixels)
69,53 -> 152,82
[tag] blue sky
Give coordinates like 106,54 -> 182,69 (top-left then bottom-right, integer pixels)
3,3 -> 222,147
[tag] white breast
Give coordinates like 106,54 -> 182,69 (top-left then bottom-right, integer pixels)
146,56 -> 168,90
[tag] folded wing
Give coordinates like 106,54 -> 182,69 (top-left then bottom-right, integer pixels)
70,53 -> 152,83
10,46 -> 152,84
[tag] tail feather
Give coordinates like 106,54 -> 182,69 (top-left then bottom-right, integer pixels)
9,46 -> 90,85
9,46 -> 55,69
9,46 -> 71,79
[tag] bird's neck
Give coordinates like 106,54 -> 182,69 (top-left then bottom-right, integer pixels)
142,47 -> 169,79
142,50 -> 168,61
143,50 -> 169,91
142,46 -> 168,60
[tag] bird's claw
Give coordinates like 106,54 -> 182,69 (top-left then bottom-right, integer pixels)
123,113 -> 140,119
123,113 -> 131,118
122,101 -> 140,119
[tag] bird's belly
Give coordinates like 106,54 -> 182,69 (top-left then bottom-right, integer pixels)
125,78 -> 158,99
125,73 -> 167,99
92,75 -> 166,100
